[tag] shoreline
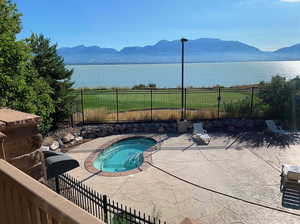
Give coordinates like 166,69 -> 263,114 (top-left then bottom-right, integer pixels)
66,59 -> 300,66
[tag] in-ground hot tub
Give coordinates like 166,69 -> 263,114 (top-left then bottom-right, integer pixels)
85,136 -> 158,176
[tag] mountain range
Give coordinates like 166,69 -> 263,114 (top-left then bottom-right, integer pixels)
57,38 -> 300,64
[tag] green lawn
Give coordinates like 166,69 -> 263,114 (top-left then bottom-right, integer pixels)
73,89 -> 255,113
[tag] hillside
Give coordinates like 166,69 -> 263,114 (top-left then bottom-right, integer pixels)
57,38 -> 300,64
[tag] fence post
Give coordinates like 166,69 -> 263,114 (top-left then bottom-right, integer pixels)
55,176 -> 60,194
103,194 -> 108,223
81,89 -> 85,125
250,87 -> 254,116
217,87 -> 221,119
150,88 -> 153,121
116,88 -> 119,122
70,102 -> 75,127
70,113 -> 74,128
184,88 -> 187,120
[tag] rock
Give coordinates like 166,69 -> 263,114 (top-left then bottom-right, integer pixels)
78,121 -> 180,136
228,126 -> 235,132
42,136 -> 54,147
177,120 -> 190,133
62,133 -> 75,143
72,130 -> 81,137
119,125 -> 125,131
40,145 -> 49,151
58,138 -> 64,147
31,134 -> 43,149
107,126 -> 114,133
75,136 -> 83,142
158,127 -> 165,133
86,132 -> 97,138
70,140 -> 77,145
50,141 -> 59,151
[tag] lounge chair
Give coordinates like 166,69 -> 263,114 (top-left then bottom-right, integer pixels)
280,164 -> 300,192
265,120 -> 288,135
192,122 -> 211,144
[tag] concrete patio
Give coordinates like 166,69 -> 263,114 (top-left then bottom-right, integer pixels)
67,133 -> 300,224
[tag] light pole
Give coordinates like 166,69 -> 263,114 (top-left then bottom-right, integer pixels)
180,38 -> 188,121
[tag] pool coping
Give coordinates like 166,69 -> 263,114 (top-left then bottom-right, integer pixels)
84,135 -> 161,177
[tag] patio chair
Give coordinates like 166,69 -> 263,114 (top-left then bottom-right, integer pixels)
192,122 -> 211,145
280,164 -> 300,192
265,120 -> 288,135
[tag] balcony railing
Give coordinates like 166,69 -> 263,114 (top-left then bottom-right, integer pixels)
0,159 -> 103,224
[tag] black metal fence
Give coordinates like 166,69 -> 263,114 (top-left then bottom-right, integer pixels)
70,87 -> 260,125
48,174 -> 166,224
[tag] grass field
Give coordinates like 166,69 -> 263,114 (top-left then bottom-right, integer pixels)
71,88 -> 258,122
78,89 -> 254,111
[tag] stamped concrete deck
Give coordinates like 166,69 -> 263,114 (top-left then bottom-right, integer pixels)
67,133 -> 300,224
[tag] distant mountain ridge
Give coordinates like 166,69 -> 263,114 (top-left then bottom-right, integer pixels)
57,38 -> 300,64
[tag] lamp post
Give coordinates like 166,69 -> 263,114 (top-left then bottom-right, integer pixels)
180,38 -> 188,121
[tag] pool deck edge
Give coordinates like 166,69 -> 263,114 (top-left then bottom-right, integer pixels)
84,134 -> 161,177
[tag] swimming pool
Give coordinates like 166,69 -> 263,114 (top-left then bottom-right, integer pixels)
93,137 -> 156,172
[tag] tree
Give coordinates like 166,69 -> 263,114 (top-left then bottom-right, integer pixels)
132,83 -> 157,89
26,34 -> 74,126
132,84 -> 146,89
258,75 -> 300,127
0,0 -> 54,133
286,76 -> 300,128
147,83 -> 156,88
258,76 -> 289,118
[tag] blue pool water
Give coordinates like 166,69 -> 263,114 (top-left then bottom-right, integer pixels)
93,137 -> 156,172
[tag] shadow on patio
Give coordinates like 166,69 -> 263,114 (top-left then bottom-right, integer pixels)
225,131 -> 300,149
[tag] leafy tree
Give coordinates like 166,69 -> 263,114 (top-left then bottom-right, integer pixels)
258,76 -> 289,118
132,83 -> 157,89
132,84 -> 146,89
147,83 -> 156,88
0,0 -> 54,133
286,76 -> 300,128
223,98 -> 252,117
26,34 -> 74,126
258,75 -> 300,127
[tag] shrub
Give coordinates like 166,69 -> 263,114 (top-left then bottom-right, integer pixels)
132,84 -> 146,89
119,111 -> 152,121
112,213 -> 132,224
84,108 -> 108,122
186,109 -> 218,120
223,98 -> 252,117
152,110 -> 179,120
258,75 -> 300,128
132,83 -> 157,89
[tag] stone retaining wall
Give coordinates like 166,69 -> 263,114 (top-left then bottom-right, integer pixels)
47,119 -> 267,151
80,119 -> 266,139
80,122 -> 178,138
204,118 -> 266,132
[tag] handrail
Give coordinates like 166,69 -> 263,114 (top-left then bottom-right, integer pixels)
0,159 -> 103,224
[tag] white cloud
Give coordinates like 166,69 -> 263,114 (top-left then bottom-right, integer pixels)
280,0 -> 300,2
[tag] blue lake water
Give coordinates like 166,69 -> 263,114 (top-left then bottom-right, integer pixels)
68,61 -> 300,88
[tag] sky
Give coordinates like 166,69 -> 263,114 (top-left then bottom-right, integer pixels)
14,0 -> 300,51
